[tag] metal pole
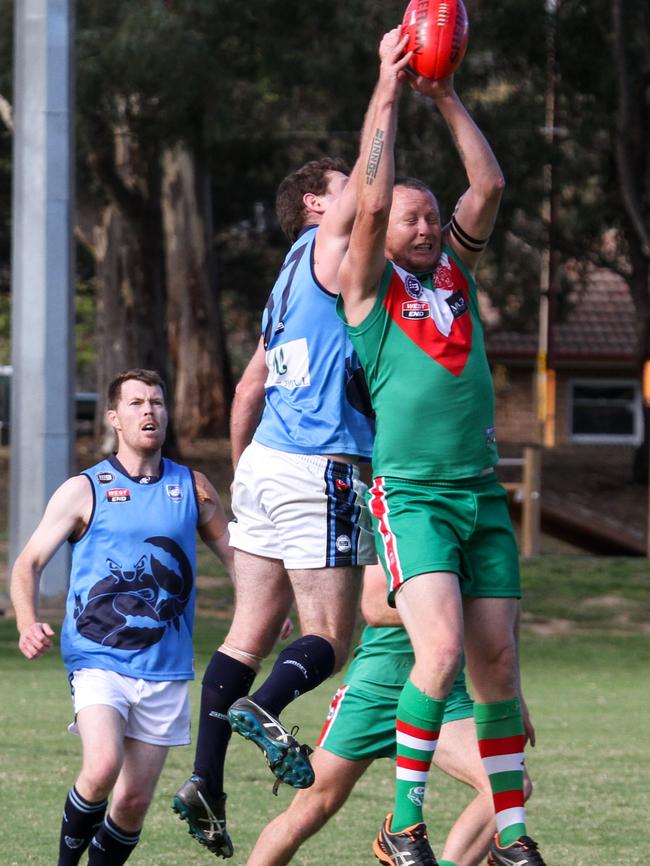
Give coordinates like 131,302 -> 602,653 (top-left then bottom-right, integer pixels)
537,0 -> 558,449
642,361 -> 650,559
9,0 -> 74,598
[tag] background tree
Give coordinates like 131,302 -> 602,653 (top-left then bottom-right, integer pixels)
0,0 -> 647,475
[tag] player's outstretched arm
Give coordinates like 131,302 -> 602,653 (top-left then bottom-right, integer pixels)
10,475 -> 92,659
230,337 -> 267,471
194,471 -> 235,580
339,28 -> 410,326
410,75 -> 505,272
315,50 -> 405,292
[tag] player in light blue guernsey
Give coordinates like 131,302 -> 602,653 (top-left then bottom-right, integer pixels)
61,454 -> 199,682
254,221 -> 374,458
11,369 -> 233,866
173,64 -> 400,854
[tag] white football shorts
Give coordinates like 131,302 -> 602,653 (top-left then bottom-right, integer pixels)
229,440 -> 377,570
68,668 -> 191,746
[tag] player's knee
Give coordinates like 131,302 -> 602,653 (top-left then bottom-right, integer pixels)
413,643 -> 462,694
78,758 -> 120,799
279,794 -> 331,845
476,639 -> 518,690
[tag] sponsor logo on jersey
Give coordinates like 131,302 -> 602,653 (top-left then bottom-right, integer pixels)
445,289 -> 469,318
484,426 -> 496,446
336,534 -> 352,553
265,337 -> 311,390
404,275 -> 424,299
387,259 -> 474,377
166,483 -> 183,501
402,300 -> 430,320
96,471 -> 114,484
107,488 -> 130,502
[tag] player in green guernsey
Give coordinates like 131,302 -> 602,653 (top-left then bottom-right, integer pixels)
336,29 -> 546,866
244,565 -> 533,866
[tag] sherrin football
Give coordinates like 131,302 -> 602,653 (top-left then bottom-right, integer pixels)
401,0 -> 469,81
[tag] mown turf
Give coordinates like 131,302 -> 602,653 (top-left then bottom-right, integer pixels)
2,556 -> 649,864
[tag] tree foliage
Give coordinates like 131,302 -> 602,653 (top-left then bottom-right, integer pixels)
0,0 -> 647,443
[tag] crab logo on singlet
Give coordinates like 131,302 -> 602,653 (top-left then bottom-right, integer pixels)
404,275 -> 423,299
73,536 -> 193,650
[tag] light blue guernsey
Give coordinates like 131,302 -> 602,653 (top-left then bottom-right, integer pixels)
61,455 -> 199,681
254,225 -> 375,458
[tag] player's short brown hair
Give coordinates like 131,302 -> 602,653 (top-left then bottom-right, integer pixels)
276,157 -> 350,244
106,369 -> 167,410
394,176 -> 436,198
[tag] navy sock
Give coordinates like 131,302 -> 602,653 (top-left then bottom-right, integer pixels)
251,635 -> 336,717
57,786 -> 107,866
88,815 -> 140,866
193,651 -> 256,796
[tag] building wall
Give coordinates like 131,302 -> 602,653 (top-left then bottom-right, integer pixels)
492,364 -> 538,445
492,362 -> 640,448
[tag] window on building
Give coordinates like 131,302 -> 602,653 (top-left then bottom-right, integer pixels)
570,379 -> 642,444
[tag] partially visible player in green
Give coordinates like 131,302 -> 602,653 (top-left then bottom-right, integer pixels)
337,28 -> 547,866
244,564 -> 533,866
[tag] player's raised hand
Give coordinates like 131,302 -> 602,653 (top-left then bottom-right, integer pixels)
378,26 -> 412,85
19,621 -> 55,660
408,72 -> 456,101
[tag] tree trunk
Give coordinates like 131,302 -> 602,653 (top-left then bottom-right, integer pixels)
162,144 -> 232,439
83,201 -> 178,457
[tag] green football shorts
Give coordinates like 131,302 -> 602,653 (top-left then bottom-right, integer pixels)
316,674 -> 473,762
367,473 -> 521,605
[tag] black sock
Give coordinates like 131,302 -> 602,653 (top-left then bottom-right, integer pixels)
57,786 -> 107,866
193,650 -> 257,796
251,635 -> 336,717
88,815 -> 140,866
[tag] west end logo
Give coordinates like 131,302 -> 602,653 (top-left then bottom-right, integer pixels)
405,275 -> 423,299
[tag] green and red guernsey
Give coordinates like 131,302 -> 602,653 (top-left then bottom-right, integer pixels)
337,245 -> 498,480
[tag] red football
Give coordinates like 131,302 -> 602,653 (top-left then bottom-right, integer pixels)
401,0 -> 469,81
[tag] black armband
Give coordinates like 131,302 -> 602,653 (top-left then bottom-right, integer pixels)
450,216 -> 489,252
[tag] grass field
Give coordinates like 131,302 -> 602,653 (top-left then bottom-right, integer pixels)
1,557 -> 649,866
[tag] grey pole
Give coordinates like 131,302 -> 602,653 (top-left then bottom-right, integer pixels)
9,0 -> 74,598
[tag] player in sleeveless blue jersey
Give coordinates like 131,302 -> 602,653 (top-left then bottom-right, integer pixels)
171,49 -> 406,858
10,369 -> 233,866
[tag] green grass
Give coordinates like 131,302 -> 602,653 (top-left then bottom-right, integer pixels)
1,558 -> 649,865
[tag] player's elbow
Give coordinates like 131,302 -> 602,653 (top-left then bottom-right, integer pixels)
488,171 -> 506,200
358,197 -> 391,222
233,377 -> 265,417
